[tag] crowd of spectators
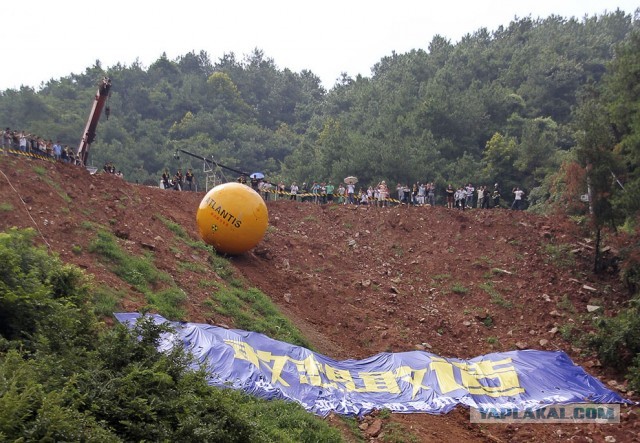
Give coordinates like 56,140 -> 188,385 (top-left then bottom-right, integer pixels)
4,127 -> 525,209
2,127 -> 79,163
239,177 -> 526,210
3,127 -> 124,179
161,168 -> 195,191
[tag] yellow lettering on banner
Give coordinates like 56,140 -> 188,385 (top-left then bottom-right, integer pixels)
357,371 -> 401,394
430,358 -> 465,393
256,350 -> 291,387
395,366 -> 430,399
452,358 -> 524,396
325,365 -> 356,391
284,355 -> 324,386
223,340 -> 524,397
224,340 -> 260,368
301,355 -> 324,386
430,357 -> 524,397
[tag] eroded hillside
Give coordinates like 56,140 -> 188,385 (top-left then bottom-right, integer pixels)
0,155 -> 637,442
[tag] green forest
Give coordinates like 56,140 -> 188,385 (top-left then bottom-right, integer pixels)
0,11 -> 636,210
2,9 -> 640,439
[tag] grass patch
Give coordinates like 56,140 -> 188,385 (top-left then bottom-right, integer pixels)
480,282 -> 513,308
156,214 -> 189,238
266,225 -> 277,234
558,294 -> 575,313
0,202 -> 13,211
543,243 -> 576,268
560,323 -> 576,341
208,252 -> 235,280
211,286 -> 311,347
198,279 -> 221,288
146,287 -> 187,319
177,260 -> 209,274
32,164 -> 72,203
431,274 -> 451,281
91,287 -> 125,318
32,165 -> 47,176
381,422 -> 419,443
451,283 -> 468,294
473,255 -> 494,267
88,229 -> 184,319
482,315 -> 494,328
80,220 -> 96,230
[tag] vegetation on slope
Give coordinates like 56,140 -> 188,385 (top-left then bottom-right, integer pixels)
0,228 -> 342,442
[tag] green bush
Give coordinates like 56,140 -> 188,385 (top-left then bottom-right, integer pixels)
0,228 -> 343,441
589,299 -> 640,371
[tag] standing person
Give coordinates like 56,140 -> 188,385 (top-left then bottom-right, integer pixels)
250,175 -> 259,191
185,168 -> 195,191
511,187 -> 525,210
2,128 -> 10,151
481,186 -> 490,208
176,169 -> 184,189
279,181 -> 287,200
402,184 -> 411,204
325,182 -> 335,204
300,182 -> 309,202
19,131 -> 28,152
162,169 -> 170,189
172,173 -> 182,191
311,181 -> 320,204
397,183 -> 405,204
53,140 -> 62,161
455,186 -> 467,210
476,186 -> 485,209
319,182 -> 327,204
346,182 -> 356,205
445,184 -> 455,209
290,182 -> 299,201
61,146 -> 69,163
492,184 -> 501,208
378,181 -> 389,207
465,183 -> 474,209
336,183 -> 345,204
417,182 -> 426,205
427,183 -> 436,206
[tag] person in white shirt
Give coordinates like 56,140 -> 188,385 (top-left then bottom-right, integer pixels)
290,182 -> 299,201
511,187 -> 525,210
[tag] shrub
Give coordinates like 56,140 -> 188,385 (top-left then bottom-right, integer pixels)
0,228 -> 343,441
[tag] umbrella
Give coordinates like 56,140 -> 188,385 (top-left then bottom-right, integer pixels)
250,172 -> 264,180
344,176 -> 358,185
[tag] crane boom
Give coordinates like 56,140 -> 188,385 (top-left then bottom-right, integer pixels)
77,77 -> 111,166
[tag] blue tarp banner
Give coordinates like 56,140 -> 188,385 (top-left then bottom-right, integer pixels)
115,313 -> 630,417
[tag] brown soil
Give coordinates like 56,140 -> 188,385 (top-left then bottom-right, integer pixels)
0,155 -> 638,442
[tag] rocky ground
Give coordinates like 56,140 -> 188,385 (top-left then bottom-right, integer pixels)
0,154 -> 638,442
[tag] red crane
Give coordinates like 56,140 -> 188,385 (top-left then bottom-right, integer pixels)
77,77 -> 112,166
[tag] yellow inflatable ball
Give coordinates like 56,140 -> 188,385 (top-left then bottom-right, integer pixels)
196,182 -> 269,255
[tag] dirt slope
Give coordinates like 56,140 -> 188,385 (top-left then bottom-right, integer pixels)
0,155 -> 637,442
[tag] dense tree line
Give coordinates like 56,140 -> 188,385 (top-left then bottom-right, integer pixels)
0,11 -> 634,193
